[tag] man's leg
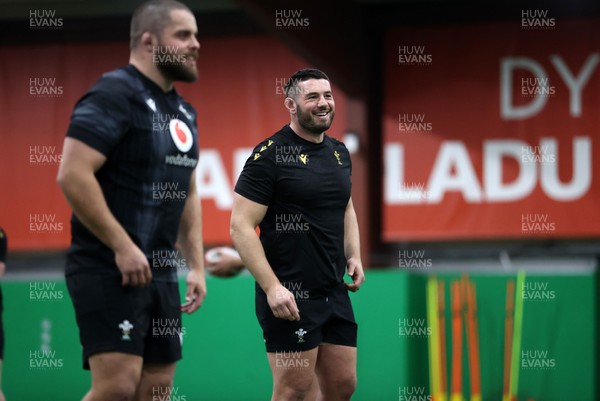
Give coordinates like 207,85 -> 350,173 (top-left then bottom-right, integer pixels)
83,352 -> 143,401
315,344 -> 356,401
267,347 -> 319,401
133,281 -> 181,401
132,362 -> 176,401
304,373 -> 320,401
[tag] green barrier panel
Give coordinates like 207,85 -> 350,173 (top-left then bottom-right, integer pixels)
2,270 -> 595,400
399,273 -> 595,401
4,280 -> 89,399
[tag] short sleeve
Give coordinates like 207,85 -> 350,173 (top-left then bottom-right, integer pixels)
234,144 -> 277,206
66,80 -> 131,156
341,142 -> 353,176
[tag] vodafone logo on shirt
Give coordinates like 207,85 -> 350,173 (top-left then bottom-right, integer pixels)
169,119 -> 193,153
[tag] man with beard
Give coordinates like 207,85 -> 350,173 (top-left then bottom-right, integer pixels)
57,1 -> 205,400
231,68 -> 365,401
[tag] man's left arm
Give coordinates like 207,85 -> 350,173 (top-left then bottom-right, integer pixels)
344,198 -> 365,292
178,171 -> 206,313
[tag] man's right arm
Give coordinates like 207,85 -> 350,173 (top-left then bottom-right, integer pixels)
230,192 -> 300,321
57,137 -> 151,286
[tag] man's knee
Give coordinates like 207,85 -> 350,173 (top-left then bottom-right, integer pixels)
338,374 -> 357,398
88,353 -> 143,401
138,363 -> 177,399
143,371 -> 175,391
275,383 -> 313,401
273,374 -> 316,401
320,374 -> 356,400
91,380 -> 138,401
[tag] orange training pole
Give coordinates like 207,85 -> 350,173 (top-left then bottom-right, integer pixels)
502,280 -> 515,401
465,279 -> 481,401
438,281 -> 448,401
450,281 -> 463,401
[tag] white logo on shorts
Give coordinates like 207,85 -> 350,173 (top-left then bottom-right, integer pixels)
119,320 -> 134,341
295,328 -> 307,343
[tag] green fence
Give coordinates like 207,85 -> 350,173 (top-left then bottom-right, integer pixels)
3,270 -> 595,400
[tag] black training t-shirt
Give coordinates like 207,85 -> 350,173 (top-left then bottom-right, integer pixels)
234,125 -> 352,292
65,65 -> 199,282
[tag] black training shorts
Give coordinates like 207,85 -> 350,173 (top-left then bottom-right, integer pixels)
66,273 -> 183,369
256,283 -> 357,353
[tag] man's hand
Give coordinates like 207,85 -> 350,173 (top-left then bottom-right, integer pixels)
115,243 -> 152,287
181,268 -> 206,314
345,257 -> 365,292
266,283 -> 300,321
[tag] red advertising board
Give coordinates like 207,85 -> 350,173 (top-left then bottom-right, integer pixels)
383,19 -> 600,240
0,36 -> 348,250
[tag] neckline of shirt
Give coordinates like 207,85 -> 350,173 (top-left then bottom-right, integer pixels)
126,64 -> 178,97
282,125 -> 328,148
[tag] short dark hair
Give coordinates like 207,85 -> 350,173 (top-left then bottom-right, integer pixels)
284,68 -> 330,98
130,0 -> 192,49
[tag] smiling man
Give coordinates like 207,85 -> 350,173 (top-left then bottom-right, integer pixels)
57,1 -> 205,400
231,68 -> 365,401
